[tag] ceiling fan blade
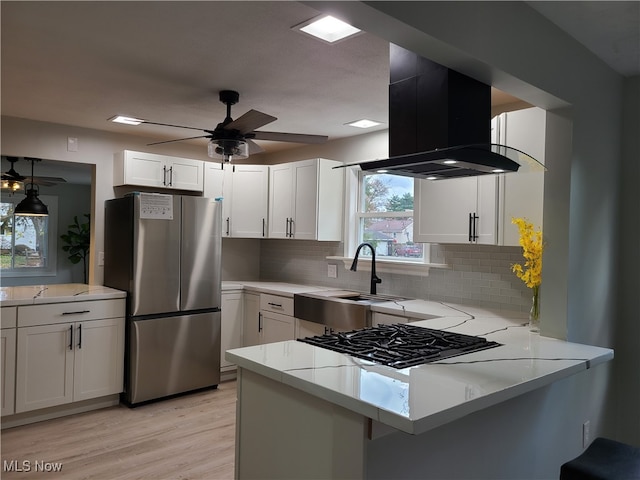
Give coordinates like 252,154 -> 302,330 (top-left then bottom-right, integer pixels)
246,139 -> 265,155
147,135 -> 211,146
141,121 -> 206,132
251,131 -> 328,144
225,110 -> 277,135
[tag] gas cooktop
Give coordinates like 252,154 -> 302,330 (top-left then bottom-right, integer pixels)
298,323 -> 501,369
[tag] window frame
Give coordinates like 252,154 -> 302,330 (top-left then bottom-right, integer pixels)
0,194 -> 58,278
335,167 -> 436,275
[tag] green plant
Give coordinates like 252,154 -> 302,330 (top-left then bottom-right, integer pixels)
61,214 -> 90,283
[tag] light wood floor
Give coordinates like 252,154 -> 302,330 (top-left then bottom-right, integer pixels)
0,380 -> 237,480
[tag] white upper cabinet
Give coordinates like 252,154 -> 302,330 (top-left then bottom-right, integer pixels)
268,158 -> 344,241
414,175 -> 498,244
494,107 -> 546,246
204,163 -> 268,238
114,150 -> 204,192
414,107 -> 545,245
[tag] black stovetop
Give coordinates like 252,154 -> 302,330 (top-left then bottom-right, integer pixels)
298,323 -> 500,369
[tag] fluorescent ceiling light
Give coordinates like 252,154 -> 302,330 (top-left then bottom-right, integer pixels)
346,119 -> 383,129
109,115 -> 144,125
295,15 -> 361,43
443,160 -> 458,165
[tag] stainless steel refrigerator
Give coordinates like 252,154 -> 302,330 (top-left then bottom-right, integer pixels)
104,193 -> 222,405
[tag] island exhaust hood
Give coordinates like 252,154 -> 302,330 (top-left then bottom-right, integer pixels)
341,45 -> 544,179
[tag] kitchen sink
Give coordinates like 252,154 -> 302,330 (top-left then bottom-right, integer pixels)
293,290 -> 412,331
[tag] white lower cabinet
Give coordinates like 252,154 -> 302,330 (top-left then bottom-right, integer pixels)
13,300 -> 125,414
260,311 -> 295,344
243,293 -> 296,346
221,291 -> 243,371
1,323 -> 17,417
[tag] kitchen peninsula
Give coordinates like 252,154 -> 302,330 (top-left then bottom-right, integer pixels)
227,300 -> 613,479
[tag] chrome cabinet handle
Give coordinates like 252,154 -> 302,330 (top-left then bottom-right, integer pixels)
162,165 -> 167,186
267,302 -> 283,308
62,310 -> 90,315
77,324 -> 82,349
226,217 -> 230,236
262,218 -> 265,237
289,218 -> 294,237
69,324 -> 73,351
258,312 -> 263,332
168,166 -> 173,186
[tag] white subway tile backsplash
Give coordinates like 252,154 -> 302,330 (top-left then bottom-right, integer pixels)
258,240 -> 533,313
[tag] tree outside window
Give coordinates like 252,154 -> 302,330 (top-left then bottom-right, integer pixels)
0,196 -> 56,275
357,173 -> 423,260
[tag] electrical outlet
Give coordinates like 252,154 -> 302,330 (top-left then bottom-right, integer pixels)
582,420 -> 590,448
327,264 -> 337,278
98,251 -> 105,267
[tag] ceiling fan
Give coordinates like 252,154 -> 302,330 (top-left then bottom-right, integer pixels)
1,156 -> 66,191
142,90 -> 328,161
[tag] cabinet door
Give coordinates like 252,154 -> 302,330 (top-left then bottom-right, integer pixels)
168,157 -> 204,191
243,293 -> 261,347
291,159 -> 318,240
497,107 -> 546,246
231,165 -> 268,238
73,318 -> 125,402
123,151 -> 166,187
268,164 -> 293,238
414,176 -> 497,244
222,292 -> 244,369
260,311 -> 295,345
204,163 -> 232,235
1,328 -> 16,416
475,176 -> 498,245
414,177 -> 478,243
15,324 -> 74,413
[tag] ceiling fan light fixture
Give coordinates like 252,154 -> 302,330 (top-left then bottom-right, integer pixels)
294,15 -> 361,44
208,139 -> 249,163
2,179 -> 23,192
15,186 -> 49,216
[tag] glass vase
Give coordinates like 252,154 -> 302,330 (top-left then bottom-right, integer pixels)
529,285 -> 540,333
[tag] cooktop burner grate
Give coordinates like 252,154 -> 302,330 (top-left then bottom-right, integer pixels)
298,323 -> 501,369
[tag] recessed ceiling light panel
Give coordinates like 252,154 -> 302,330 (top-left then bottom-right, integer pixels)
294,15 -> 361,44
346,119 -> 383,129
109,115 -> 144,125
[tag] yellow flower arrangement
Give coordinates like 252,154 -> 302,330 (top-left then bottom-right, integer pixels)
511,217 -> 543,289
511,217 -> 543,330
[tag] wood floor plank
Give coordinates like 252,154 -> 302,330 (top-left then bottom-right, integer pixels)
1,380 -> 237,479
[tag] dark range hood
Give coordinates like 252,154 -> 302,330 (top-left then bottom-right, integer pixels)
341,45 -> 543,179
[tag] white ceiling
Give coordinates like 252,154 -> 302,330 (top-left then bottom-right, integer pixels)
1,1 -> 638,176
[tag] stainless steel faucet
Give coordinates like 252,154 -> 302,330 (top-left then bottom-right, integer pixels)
350,242 -> 382,295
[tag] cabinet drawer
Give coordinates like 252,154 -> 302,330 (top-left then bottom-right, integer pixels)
259,294 -> 294,316
1,307 -> 17,328
18,299 -> 126,327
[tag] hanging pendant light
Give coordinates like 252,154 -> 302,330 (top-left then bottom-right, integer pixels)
14,158 -> 48,216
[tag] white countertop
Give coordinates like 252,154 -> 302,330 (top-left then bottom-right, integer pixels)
227,299 -> 613,435
0,284 -> 126,306
222,281 -> 330,296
